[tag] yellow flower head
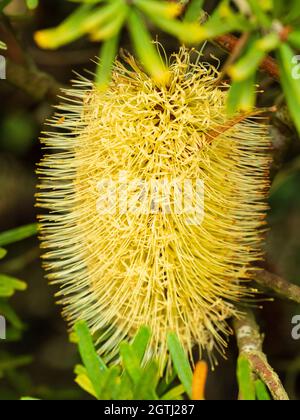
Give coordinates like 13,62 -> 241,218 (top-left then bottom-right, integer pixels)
37,49 -> 271,369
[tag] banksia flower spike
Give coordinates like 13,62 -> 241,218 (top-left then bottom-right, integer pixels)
37,48 -> 271,370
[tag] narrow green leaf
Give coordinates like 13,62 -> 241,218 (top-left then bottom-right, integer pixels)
34,4 -> 93,49
227,75 -> 256,115
99,366 -> 121,400
281,0 -> 300,24
255,379 -> 271,400
0,301 -> 25,330
0,223 -> 38,247
90,3 -> 128,41
74,364 -> 98,398
156,369 -> 177,396
80,1 -> 122,33
113,372 -> 134,400
74,321 -> 107,399
0,248 -> 7,260
229,32 -> 279,82
288,31 -> 300,50
134,0 -> 182,19
272,0 -> 285,18
0,354 -> 32,372
68,0 -> 106,3
167,332 -> 193,398
26,0 -> 39,9
0,275 -> 27,298
247,0 -> 272,27
120,342 -> 142,385
184,0 -> 204,22
148,14 -> 205,44
133,361 -> 159,400
131,326 -> 151,363
237,356 -> 256,400
127,8 -> 170,84
161,384 -> 185,400
96,33 -> 119,90
278,43 -> 300,135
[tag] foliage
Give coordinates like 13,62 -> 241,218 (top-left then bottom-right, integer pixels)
21,321 -> 272,400
237,356 -> 271,401
0,224 -> 277,400
26,0 -> 300,134
0,225 -> 37,393
71,322 -> 186,400
0,224 -> 37,338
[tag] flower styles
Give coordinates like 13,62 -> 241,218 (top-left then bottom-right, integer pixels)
37,49 -> 271,369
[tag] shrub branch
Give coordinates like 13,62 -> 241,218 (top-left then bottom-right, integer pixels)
253,269 -> 300,304
234,310 -> 289,401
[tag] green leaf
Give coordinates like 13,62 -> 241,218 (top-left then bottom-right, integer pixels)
26,0 -> 39,9
74,364 -> 98,398
281,0 -> 300,24
0,275 -> 27,298
156,369 -> 177,396
90,2 -> 128,41
148,14 -> 206,44
278,43 -> 300,135
96,34 -> 119,90
255,379 -> 271,400
34,4 -> 93,49
0,301 -> 25,330
167,332 -> 193,398
134,0 -> 182,19
74,320 -> 107,399
113,372 -> 133,400
0,40 -> 7,50
80,1 -> 122,33
227,75 -> 256,115
0,248 -> 7,260
228,34 -> 279,82
120,342 -> 142,385
161,384 -> 185,400
272,0 -> 285,18
0,224 -> 38,247
288,31 -> 300,50
131,325 -> 151,363
184,0 -> 204,22
247,0 -> 272,27
0,354 -> 32,373
98,366 -> 121,400
133,361 -> 159,400
127,8 -> 170,84
237,356 -> 256,400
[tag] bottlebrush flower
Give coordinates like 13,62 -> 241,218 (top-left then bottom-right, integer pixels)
37,49 -> 271,369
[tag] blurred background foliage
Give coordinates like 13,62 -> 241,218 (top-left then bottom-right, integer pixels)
0,0 -> 299,400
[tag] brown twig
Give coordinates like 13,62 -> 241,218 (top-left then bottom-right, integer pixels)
0,14 -> 63,102
5,57 -> 62,102
214,33 -> 280,81
253,269 -> 300,304
219,31 -> 250,79
234,310 -> 289,401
